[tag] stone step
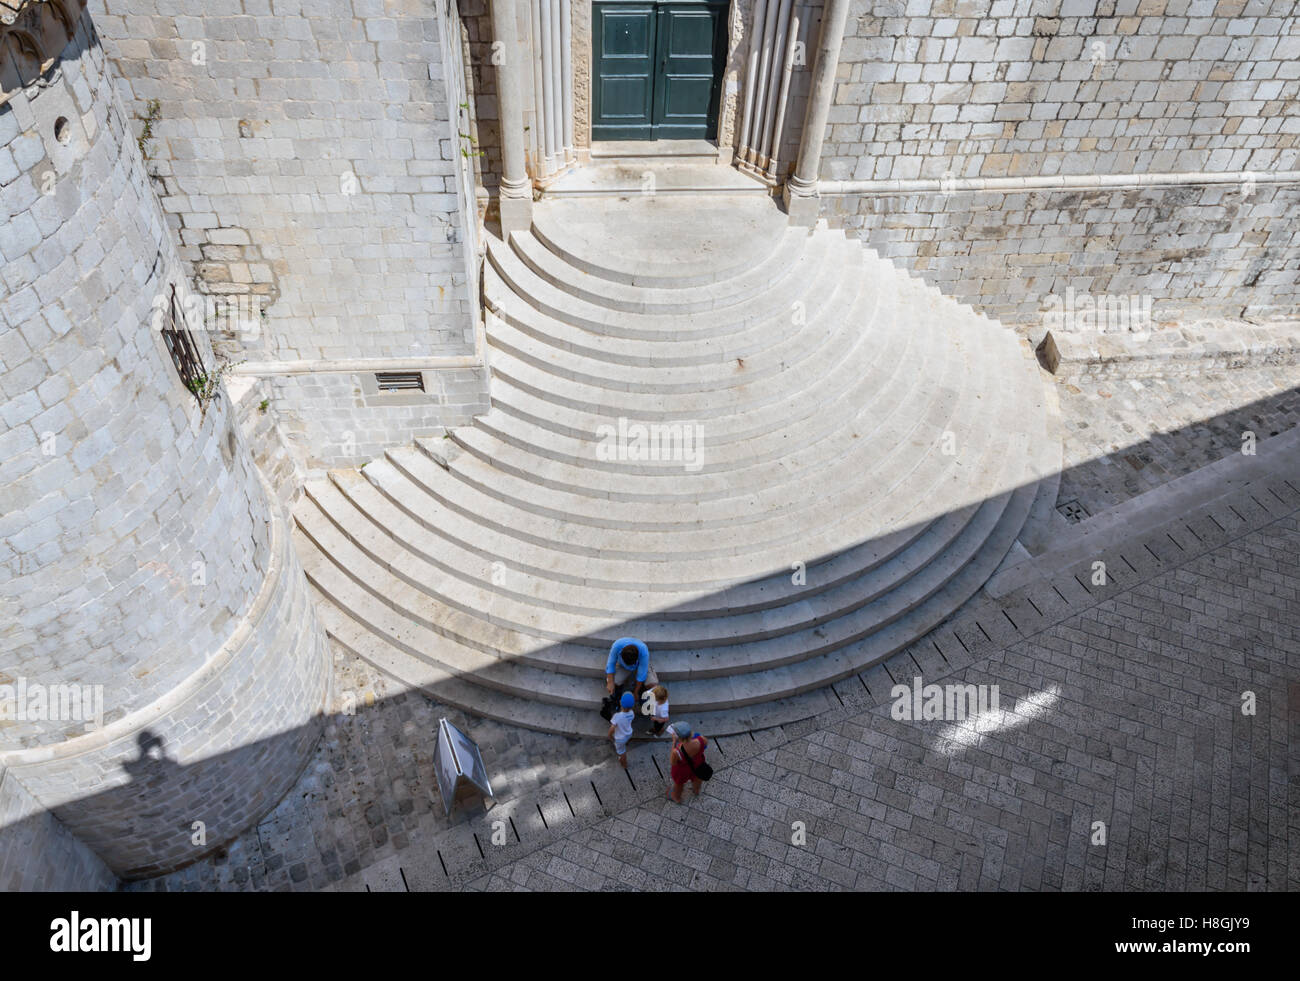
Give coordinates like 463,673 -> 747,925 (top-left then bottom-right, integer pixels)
482,247 -> 881,369
318,464 -> 985,618
508,226 -> 816,315
298,469 -> 1020,687
296,472 -> 1037,714
480,279 -> 901,419
470,294 -> 993,481
481,301 -> 902,450
302,470 -> 991,650
374,359 -> 1015,578
527,196 -> 793,288
313,582 -> 834,738
449,327 -> 969,502
485,228 -> 862,340
300,485 -> 969,665
484,274 -> 859,393
293,351 -> 1037,662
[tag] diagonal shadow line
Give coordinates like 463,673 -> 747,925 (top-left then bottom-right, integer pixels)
2,381 -> 1299,891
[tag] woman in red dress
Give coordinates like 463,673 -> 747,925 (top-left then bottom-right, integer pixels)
667,722 -> 708,803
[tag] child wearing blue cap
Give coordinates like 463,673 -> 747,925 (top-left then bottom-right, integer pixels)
608,691 -> 636,768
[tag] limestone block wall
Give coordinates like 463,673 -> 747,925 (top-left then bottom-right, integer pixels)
269,366 -> 490,471
88,0 -> 477,365
826,180 -> 1300,328
0,765 -> 117,890
4,515 -> 331,879
229,375 -> 302,514
818,0 -> 1300,326
1,4 -> 328,878
824,0 -> 1298,183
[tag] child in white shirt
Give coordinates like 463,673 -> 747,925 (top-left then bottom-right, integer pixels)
648,684 -> 670,736
608,691 -> 636,768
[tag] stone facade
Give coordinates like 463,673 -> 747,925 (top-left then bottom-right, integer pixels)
4,516 -> 331,878
825,179 -> 1300,328
89,0 -> 477,364
817,0 -> 1300,326
1,1 -> 328,879
229,374 -> 302,513
0,765 -> 116,890
823,0 -> 1298,183
267,365 -> 489,472
88,0 -> 487,470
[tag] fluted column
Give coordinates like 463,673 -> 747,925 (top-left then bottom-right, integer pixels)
783,0 -> 851,225
491,0 -> 533,233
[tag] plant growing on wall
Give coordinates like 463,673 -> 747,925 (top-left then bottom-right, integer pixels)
137,99 -> 161,160
186,359 -> 245,417
458,130 -> 484,160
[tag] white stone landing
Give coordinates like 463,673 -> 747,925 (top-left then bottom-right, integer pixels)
292,196 -> 1060,737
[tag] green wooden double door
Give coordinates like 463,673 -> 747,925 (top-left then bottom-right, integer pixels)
591,1 -> 729,141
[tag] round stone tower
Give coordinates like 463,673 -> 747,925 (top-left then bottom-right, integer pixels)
0,0 -> 329,879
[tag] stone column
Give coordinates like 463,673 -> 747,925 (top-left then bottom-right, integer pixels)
492,0 -> 534,233
783,0 -> 851,225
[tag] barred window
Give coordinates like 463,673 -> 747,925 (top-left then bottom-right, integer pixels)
160,284 -> 207,399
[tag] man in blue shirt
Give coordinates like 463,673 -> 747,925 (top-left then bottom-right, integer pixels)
605,637 -> 657,700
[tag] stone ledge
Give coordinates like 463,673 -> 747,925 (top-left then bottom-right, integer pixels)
1045,321 -> 1300,379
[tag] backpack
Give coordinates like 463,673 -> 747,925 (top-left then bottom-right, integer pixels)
599,684 -> 626,722
675,736 -> 713,781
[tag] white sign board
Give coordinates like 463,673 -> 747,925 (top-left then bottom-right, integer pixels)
434,718 -> 494,814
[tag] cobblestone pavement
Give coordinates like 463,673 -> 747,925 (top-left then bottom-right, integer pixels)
1054,367 -> 1300,519
465,510 -> 1299,891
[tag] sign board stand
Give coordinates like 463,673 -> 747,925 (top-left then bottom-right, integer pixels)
434,718 -> 495,815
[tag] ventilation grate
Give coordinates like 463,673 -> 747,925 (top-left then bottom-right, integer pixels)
375,371 -> 424,392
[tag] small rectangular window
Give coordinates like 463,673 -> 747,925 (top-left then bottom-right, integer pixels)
375,371 -> 425,392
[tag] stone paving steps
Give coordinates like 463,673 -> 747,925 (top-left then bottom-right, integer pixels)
474,318 -> 941,472
300,472 -> 985,653
528,197 -> 792,288
311,585 -> 834,739
415,355 -> 971,551
343,451 -> 948,594
480,287 -> 892,419
298,472 -> 1024,696
479,274 -> 917,451
294,199 -> 1058,735
448,342 -> 960,505
485,229 -> 859,340
370,362 -> 1000,578
483,249 -> 873,370
321,464 -> 986,618
484,285 -> 852,394
297,471 -> 1035,726
294,352 -> 1037,672
509,226 -> 814,314
452,289 -> 976,497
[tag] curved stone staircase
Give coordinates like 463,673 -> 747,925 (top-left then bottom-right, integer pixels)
293,196 -> 1059,737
